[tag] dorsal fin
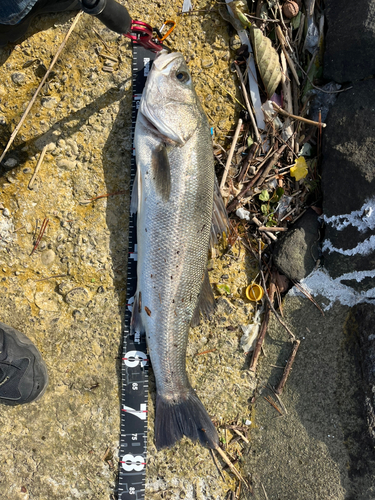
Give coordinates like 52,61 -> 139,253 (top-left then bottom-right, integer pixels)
151,143 -> 171,201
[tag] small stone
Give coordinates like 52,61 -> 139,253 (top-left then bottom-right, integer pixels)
41,97 -> 58,109
230,36 -> 241,51
58,282 -> 72,296
57,159 -> 76,171
217,297 -> 235,315
65,287 -> 90,308
3,158 -> 17,169
218,120 -> 228,130
11,72 -> 26,85
41,249 -> 55,266
201,58 -> 214,69
35,292 -> 61,312
0,115 -> 6,125
72,309 -> 83,320
92,341 -> 102,356
2,208 -> 10,217
66,138 -> 79,156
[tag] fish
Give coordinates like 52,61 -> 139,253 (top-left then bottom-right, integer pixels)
131,50 -> 228,450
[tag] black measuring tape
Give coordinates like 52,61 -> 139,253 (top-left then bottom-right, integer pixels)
117,42 -> 158,500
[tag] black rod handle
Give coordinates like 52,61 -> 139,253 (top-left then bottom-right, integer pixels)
81,0 -> 132,35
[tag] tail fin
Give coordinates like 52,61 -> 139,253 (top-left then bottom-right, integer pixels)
155,389 -> 219,450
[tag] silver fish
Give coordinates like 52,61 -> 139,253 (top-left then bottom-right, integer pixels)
131,51 -> 227,449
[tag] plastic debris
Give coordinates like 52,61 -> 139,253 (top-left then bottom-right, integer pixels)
290,156 -> 309,181
240,309 -> 262,352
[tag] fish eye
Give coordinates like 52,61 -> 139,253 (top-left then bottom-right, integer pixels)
175,71 -> 190,83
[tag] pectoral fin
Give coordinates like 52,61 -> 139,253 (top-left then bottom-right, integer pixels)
151,143 -> 171,201
210,176 -> 229,247
191,269 -> 216,327
130,291 -> 145,334
130,171 -> 139,215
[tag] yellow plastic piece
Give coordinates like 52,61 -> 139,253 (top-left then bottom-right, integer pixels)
246,283 -> 264,302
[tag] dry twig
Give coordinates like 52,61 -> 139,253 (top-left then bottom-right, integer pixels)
272,102 -> 326,128
220,118 -> 243,195
0,12 -> 83,163
28,144 -> 48,189
30,218 -> 49,256
275,339 -> 301,395
214,445 -> 248,487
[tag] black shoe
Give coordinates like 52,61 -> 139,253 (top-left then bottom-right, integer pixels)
0,322 -> 48,405
0,0 -> 81,47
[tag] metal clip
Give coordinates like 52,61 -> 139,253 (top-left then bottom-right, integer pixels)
124,20 -> 163,52
156,20 -> 176,42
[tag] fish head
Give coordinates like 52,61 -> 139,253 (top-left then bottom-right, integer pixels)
139,51 -> 203,146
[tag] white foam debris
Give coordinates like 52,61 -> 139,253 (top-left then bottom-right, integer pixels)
236,207 -> 251,221
289,267 -> 375,310
322,234 -> 375,256
323,197 -> 375,232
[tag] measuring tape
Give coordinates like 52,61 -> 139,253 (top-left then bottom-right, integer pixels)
117,43 -> 158,500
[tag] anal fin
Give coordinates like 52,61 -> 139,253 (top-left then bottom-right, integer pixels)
191,269 -> 216,327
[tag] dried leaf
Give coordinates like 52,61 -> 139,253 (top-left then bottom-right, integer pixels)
250,25 -> 282,97
290,156 -> 308,181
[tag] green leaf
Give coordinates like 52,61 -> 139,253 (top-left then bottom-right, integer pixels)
259,190 -> 270,202
261,204 -> 269,215
217,284 -> 231,294
270,187 -> 285,203
291,11 -> 302,30
247,136 -> 254,148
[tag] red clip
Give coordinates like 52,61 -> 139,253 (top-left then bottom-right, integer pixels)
124,20 -> 163,52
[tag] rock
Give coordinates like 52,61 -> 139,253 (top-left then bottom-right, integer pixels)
35,292 -> 61,312
201,58 -> 214,68
273,209 -> 321,281
2,208 -> 10,217
41,97 -> 58,109
11,72 -> 26,85
324,0 -> 375,82
57,159 -> 76,171
216,296 -> 235,315
321,79 -> 375,282
65,287 -> 90,308
3,158 -> 17,169
41,249 -> 56,266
